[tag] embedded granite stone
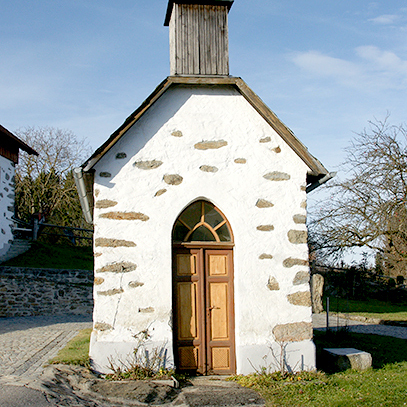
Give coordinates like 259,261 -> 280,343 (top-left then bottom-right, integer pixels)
311,274 -> 324,314
96,261 -> 137,273
267,276 -> 280,291
134,160 -> 163,170
99,172 -> 111,178
116,152 -> 127,159
259,253 -> 273,260
95,253 -> 102,257
256,199 -> 274,208
139,307 -> 154,313
163,174 -> 183,185
287,291 -> 312,307
324,348 -> 372,372
155,189 -> 167,197
283,258 -> 308,268
99,212 -> 149,221
301,186 -> 306,191
300,200 -> 307,209
264,172 -> 291,181
257,225 -> 274,232
273,322 -> 313,342
194,140 -> 228,150
293,271 -> 310,286
95,200 -> 118,209
95,189 -> 100,197
171,130 -> 183,137
98,288 -> 124,296
129,281 -> 144,288
293,214 -> 306,224
94,277 -> 105,285
259,136 -> 271,143
5,173 -> 10,180
272,146 -> 281,153
200,165 -> 218,173
234,158 -> 246,164
288,230 -> 308,244
94,323 -> 113,331
95,238 -> 136,247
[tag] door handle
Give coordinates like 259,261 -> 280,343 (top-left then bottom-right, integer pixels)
207,306 -> 220,311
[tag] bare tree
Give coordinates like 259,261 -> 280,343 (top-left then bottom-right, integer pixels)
309,117 -> 407,277
14,127 -> 91,228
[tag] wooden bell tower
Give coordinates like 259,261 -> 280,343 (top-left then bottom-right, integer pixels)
164,0 -> 234,76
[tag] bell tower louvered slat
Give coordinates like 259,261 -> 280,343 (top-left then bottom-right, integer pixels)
165,1 -> 234,76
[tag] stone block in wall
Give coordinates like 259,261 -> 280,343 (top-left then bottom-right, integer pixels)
273,322 -> 312,342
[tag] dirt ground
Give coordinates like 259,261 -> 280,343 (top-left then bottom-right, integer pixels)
38,364 -> 265,406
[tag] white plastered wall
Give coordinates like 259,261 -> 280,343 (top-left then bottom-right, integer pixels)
0,155 -> 15,256
90,85 -> 315,374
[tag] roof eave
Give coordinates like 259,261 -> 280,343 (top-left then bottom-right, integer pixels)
0,125 -> 39,156
164,0 -> 234,26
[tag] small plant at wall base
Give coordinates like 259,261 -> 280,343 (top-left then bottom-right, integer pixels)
106,329 -> 175,381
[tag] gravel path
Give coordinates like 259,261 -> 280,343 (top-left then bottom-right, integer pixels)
313,313 -> 407,339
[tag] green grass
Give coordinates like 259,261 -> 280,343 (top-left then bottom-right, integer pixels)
233,331 -> 407,407
234,363 -> 407,407
1,241 -> 93,270
49,328 -> 92,367
325,296 -> 407,322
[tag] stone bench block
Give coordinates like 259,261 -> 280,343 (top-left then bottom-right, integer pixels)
323,348 -> 372,371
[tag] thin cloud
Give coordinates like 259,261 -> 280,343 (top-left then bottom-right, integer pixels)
356,46 -> 407,76
292,51 -> 360,79
291,46 -> 407,90
369,14 -> 400,25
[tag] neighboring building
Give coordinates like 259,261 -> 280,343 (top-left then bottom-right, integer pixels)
76,0 -> 332,375
0,125 -> 38,258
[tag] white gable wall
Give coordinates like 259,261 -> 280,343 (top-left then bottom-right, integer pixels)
90,85 -> 315,374
0,155 -> 15,257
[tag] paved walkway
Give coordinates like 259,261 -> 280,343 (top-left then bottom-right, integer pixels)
0,314 -> 92,384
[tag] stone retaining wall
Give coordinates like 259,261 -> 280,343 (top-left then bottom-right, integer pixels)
0,266 -> 93,318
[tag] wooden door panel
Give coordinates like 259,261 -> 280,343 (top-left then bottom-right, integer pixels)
177,253 -> 197,276
209,255 -> 228,276
211,347 -> 230,370
178,346 -> 199,370
209,282 -> 229,340
177,282 -> 198,340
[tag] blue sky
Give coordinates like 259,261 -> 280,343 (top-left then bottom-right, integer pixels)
1,0 -> 407,183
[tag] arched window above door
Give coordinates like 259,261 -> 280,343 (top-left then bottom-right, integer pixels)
173,201 -> 232,243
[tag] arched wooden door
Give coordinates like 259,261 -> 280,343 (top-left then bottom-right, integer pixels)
172,201 -> 235,375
